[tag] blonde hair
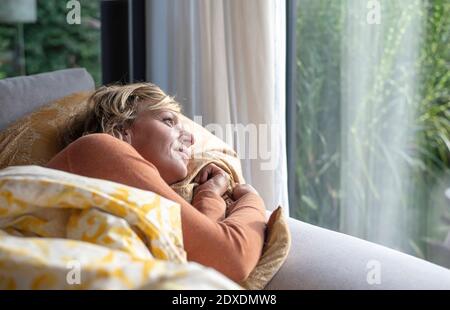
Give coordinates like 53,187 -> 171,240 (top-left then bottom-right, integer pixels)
62,82 -> 181,146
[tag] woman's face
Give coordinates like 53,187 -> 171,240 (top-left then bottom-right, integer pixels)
124,105 -> 195,185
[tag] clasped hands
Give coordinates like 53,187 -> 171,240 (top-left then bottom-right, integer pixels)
192,163 -> 257,201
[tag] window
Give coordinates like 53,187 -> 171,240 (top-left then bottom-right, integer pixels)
291,0 -> 450,268
0,0 -> 101,84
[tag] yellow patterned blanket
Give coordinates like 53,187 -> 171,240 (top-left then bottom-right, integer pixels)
0,165 -> 240,289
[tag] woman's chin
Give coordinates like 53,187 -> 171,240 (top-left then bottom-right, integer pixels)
171,164 -> 189,184
180,165 -> 189,180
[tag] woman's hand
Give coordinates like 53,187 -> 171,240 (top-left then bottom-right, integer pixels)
232,184 -> 258,201
193,163 -> 230,197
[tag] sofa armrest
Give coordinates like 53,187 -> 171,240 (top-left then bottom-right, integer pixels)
265,217 -> 450,289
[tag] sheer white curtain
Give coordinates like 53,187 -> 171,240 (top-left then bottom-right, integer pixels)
145,0 -> 289,213
339,0 -> 424,250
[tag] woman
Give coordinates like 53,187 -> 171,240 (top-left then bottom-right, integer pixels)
46,83 -> 266,282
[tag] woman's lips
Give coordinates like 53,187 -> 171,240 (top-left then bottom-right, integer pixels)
174,143 -> 191,163
177,148 -> 190,162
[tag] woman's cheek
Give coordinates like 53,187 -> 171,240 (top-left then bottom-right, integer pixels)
179,162 -> 188,180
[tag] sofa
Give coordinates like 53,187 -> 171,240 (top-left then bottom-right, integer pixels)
1,68 -> 450,290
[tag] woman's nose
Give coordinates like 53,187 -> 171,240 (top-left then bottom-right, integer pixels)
180,129 -> 195,147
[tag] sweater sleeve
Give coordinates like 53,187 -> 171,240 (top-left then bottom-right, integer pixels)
46,133 -> 266,282
191,189 -> 227,222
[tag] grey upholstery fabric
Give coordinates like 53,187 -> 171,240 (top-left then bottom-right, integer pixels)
265,217 -> 450,289
0,68 -> 95,131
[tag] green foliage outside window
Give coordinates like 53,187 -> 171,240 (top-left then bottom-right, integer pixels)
295,0 -> 450,266
0,0 -> 101,85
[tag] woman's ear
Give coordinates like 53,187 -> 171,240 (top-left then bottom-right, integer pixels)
122,128 -> 133,144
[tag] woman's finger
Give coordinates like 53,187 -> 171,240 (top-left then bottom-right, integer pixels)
194,170 -> 205,184
200,168 -> 210,183
193,163 -> 231,190
195,163 -> 222,184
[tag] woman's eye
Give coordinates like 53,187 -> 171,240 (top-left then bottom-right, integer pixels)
163,118 -> 175,127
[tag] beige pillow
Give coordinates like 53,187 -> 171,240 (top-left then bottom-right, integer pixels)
241,206 -> 291,290
0,91 -> 291,289
0,92 -> 91,169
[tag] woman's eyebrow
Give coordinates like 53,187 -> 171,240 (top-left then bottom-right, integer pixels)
159,110 -> 180,124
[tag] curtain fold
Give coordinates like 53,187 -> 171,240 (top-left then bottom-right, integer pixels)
145,0 -> 289,213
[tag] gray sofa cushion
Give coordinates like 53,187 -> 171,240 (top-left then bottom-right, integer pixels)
265,217 -> 450,289
0,68 -> 95,131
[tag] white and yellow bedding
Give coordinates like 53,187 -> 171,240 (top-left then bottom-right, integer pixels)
0,165 -> 240,289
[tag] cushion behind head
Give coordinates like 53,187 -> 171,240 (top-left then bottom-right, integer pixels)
0,68 -> 95,131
